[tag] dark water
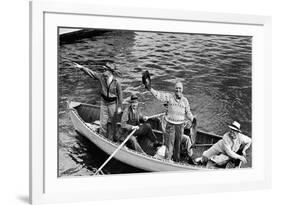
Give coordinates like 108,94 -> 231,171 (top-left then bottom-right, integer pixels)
58,29 -> 252,176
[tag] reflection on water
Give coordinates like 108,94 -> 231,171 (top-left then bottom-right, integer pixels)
58,29 -> 252,176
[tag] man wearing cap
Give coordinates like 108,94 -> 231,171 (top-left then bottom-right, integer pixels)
198,121 -> 252,168
119,94 -> 160,154
143,77 -> 196,162
74,61 -> 123,140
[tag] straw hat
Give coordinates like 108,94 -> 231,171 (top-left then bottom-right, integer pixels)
228,121 -> 241,132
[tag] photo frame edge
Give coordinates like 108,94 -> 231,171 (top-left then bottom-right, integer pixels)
29,0 -> 272,204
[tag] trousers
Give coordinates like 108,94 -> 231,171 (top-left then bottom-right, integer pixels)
165,122 -> 184,162
99,100 -> 117,140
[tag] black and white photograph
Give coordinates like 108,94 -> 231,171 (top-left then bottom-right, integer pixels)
58,27 -> 252,177
1,0 -> 278,204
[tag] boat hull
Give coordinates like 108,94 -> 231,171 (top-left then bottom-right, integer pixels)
69,104 -> 210,172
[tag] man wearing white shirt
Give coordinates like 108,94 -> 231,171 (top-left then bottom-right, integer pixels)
199,121 -> 252,168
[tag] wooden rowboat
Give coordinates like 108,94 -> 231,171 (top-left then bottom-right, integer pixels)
68,101 -> 223,172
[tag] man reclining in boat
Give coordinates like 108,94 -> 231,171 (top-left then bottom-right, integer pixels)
195,121 -> 252,168
117,94 -> 162,154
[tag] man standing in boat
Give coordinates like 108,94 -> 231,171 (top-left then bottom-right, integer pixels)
142,71 -> 196,162
196,121 -> 252,168
119,94 -> 161,154
74,61 -> 123,141
157,102 -> 194,162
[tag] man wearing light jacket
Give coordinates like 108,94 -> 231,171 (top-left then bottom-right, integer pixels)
198,121 -> 252,168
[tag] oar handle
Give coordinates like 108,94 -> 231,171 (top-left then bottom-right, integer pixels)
94,128 -> 138,175
147,112 -> 165,119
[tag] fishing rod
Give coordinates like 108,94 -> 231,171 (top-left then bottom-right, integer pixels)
60,55 -> 114,65
60,56 -> 104,67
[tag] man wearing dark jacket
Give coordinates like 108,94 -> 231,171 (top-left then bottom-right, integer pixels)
119,94 -> 159,153
74,61 -> 123,140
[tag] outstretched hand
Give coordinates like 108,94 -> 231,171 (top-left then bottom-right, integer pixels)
73,62 -> 84,69
132,126 -> 139,130
240,156 -> 247,164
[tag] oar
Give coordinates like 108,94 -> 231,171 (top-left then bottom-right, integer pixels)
94,128 -> 138,175
147,112 -> 165,119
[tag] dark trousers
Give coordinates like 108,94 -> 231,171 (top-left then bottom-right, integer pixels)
165,122 -> 184,162
127,123 -> 157,153
99,100 -> 117,141
134,123 -> 157,142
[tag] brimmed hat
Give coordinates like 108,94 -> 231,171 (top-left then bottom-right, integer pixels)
103,62 -> 122,77
228,121 -> 241,133
129,94 -> 138,103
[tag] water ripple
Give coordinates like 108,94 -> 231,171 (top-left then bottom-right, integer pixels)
58,30 -> 252,176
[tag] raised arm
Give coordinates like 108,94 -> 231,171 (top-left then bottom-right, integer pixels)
116,81 -> 123,110
73,63 -> 101,79
150,88 -> 171,103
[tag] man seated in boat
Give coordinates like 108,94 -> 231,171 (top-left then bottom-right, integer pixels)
73,61 -> 123,141
195,121 -> 252,168
118,94 -> 162,154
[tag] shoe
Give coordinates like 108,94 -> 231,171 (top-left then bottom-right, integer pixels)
194,157 -> 203,164
153,142 -> 163,148
187,157 -> 196,165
